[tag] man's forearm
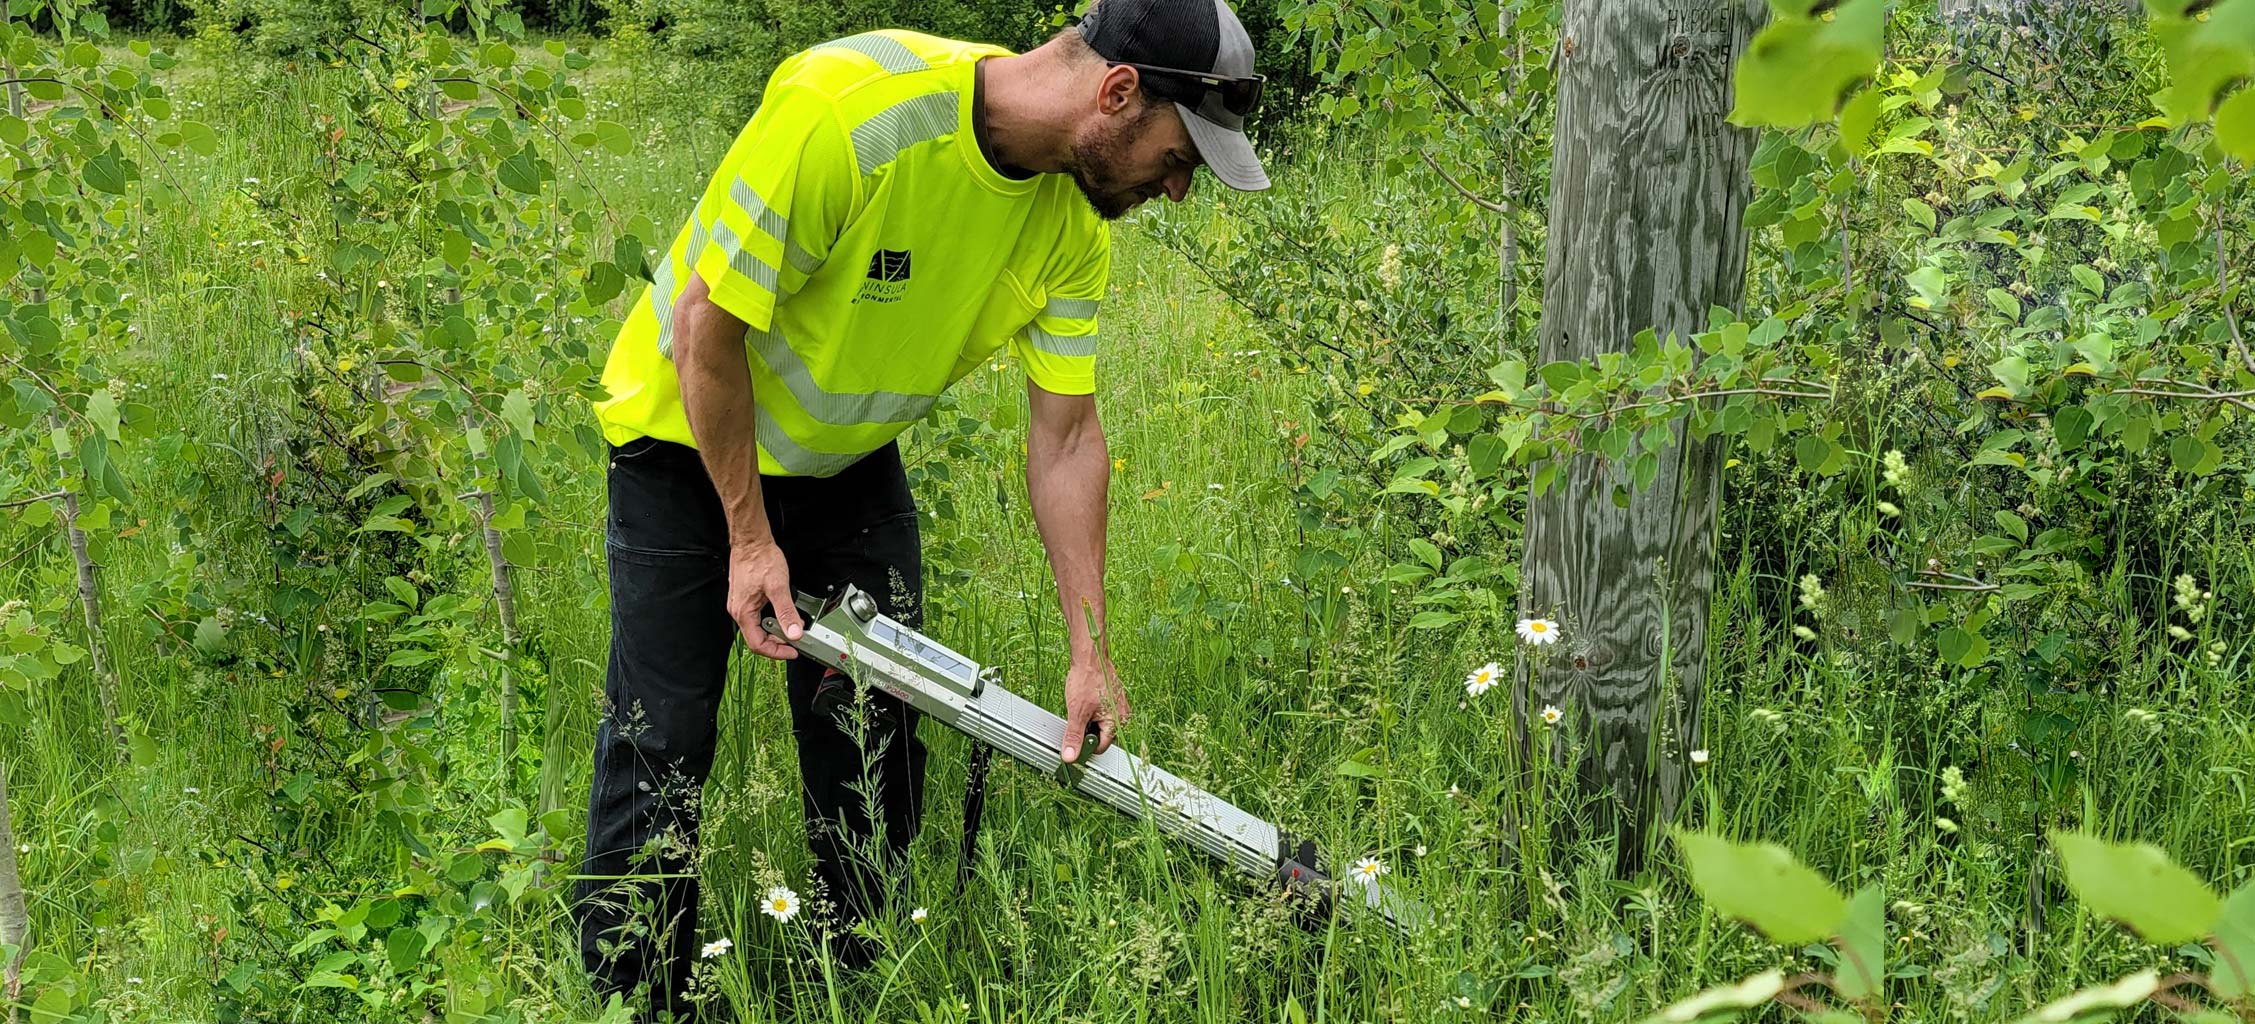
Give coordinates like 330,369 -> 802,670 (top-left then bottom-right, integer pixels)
1027,415 -> 1110,665
673,279 -> 771,546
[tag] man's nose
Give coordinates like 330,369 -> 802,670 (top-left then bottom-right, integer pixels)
1165,167 -> 1193,202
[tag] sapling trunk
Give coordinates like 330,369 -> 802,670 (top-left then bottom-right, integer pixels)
47,412 -> 126,750
0,762 -> 28,1005
466,490 -> 520,774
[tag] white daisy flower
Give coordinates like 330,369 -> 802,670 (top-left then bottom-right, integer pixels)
1350,857 -> 1387,884
1540,704 -> 1563,726
911,907 -> 929,923
761,886 -> 801,922
1463,661 -> 1501,698
1689,749 -> 1709,765
1516,618 -> 1561,645
700,937 -> 732,958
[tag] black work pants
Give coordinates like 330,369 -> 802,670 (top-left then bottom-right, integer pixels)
575,436 -> 927,1019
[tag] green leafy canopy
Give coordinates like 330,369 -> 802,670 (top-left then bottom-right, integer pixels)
1731,0 -> 1888,128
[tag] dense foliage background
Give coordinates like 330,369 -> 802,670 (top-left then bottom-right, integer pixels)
4,0 -> 2253,1021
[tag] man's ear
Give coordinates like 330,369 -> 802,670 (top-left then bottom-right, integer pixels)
1096,63 -> 1140,117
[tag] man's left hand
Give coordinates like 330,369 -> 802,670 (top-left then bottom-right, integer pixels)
1060,656 -> 1130,764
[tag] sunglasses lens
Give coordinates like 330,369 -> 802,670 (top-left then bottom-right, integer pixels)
1231,77 -> 1264,117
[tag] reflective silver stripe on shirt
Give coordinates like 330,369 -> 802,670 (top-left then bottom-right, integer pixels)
650,222 -> 698,358
756,405 -> 868,477
1024,324 -> 1099,358
729,176 -> 788,244
710,217 -> 781,295
655,216 -> 784,360
818,33 -> 928,75
785,237 -> 822,276
853,92 -> 958,177
1044,297 -> 1100,320
747,323 -> 939,426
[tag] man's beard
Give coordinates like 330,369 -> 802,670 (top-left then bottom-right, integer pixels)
1067,111 -> 1159,221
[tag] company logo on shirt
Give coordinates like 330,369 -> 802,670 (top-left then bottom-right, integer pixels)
858,248 -> 912,303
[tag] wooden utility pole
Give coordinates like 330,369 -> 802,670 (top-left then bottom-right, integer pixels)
1521,0 -> 1762,871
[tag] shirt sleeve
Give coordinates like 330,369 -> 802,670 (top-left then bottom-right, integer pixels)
1010,225 -> 1111,396
687,69 -> 855,334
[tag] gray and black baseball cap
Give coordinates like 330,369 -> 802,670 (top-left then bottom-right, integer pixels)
1075,0 -> 1271,191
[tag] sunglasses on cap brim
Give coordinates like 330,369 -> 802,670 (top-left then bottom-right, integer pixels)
1108,61 -> 1265,119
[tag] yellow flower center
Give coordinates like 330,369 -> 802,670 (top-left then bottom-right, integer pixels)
1530,622 -> 1548,634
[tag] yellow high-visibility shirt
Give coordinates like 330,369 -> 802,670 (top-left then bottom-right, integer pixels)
592,30 -> 1111,477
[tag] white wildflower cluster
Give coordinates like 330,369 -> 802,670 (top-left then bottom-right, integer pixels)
2123,707 -> 2161,732
2173,574 -> 2211,625
1793,574 -> 1826,642
1749,707 -> 1785,733
1376,243 -> 1402,291
1936,765 -> 1968,836
2168,576 -> 2223,664
1882,449 -> 1910,488
1798,574 -> 1827,615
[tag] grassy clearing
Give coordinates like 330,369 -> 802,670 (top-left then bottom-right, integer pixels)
4,31 -> 2253,1024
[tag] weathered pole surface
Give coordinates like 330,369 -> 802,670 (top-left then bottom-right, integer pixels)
1,762 -> 28,1004
1521,0 -> 1762,871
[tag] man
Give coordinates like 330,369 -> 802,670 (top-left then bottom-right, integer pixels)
576,0 -> 1271,1015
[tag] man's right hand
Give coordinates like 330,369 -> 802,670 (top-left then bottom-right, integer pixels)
730,539 -> 803,660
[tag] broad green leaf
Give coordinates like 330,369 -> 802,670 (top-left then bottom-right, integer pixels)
83,145 -> 130,195
1837,87 -> 1881,155
180,120 -> 218,156
501,388 -> 536,440
1407,610 -> 1461,630
1407,538 -> 1443,571
2053,405 -> 2093,451
2016,969 -> 2158,1024
583,260 -> 625,305
1833,886 -> 1884,1003
2146,0 -> 2255,154
1643,969 -> 1785,1024
2213,882 -> 2255,999
2050,831 -> 2220,944
1905,265 -> 1948,310
497,146 -> 543,196
595,120 -> 633,156
86,388 -> 122,442
1675,830 -> 1849,944
1900,197 -> 1936,230
1730,0 -> 1888,128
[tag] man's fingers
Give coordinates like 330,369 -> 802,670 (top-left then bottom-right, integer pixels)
740,609 -> 797,660
1096,714 -> 1116,756
767,580 -> 803,641
1061,706 -> 1090,764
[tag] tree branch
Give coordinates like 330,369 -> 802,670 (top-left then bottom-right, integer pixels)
0,492 -> 67,510
1420,151 -> 1509,214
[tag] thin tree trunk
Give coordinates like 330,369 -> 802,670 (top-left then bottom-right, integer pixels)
0,762 -> 28,1005
50,412 -> 126,750
1497,22 -> 1518,358
1519,0 -> 1761,873
5,62 -> 24,119
466,490 -> 520,776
